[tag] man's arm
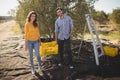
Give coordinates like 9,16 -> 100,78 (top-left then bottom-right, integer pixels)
55,20 -> 58,43
70,29 -> 73,38
69,16 -> 74,38
55,32 -> 58,43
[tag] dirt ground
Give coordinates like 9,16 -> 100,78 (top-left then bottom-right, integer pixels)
0,20 -> 120,80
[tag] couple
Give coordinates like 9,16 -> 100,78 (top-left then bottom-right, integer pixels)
24,7 -> 74,74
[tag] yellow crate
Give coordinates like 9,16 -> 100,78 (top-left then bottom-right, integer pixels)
103,46 -> 118,57
40,41 -> 58,56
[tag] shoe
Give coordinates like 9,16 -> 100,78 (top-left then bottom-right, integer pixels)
58,63 -> 62,66
38,69 -> 44,76
32,70 -> 35,74
69,65 -> 74,69
38,67 -> 44,71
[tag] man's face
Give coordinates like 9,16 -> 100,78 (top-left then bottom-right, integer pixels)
56,9 -> 63,16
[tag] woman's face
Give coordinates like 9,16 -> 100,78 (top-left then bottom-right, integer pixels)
30,14 -> 36,22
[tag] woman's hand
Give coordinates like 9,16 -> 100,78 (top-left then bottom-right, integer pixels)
38,38 -> 41,45
25,44 -> 27,51
25,41 -> 28,51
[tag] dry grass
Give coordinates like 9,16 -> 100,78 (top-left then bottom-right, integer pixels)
11,23 -> 21,35
105,31 -> 120,40
84,30 -> 120,41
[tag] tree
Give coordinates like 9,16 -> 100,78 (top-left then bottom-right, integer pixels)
109,8 -> 120,33
8,9 -> 16,17
109,8 -> 120,24
93,11 -> 109,24
16,0 -> 97,38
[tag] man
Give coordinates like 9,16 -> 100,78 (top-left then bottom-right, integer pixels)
55,7 -> 74,68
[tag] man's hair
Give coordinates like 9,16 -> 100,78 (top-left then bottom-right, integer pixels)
55,7 -> 63,12
55,7 -> 65,14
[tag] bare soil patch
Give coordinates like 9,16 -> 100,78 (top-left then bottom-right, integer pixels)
0,20 -> 120,80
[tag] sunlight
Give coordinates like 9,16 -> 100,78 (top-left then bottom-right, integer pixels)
0,0 -> 18,16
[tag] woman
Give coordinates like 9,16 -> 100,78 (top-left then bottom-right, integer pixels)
24,11 -> 42,74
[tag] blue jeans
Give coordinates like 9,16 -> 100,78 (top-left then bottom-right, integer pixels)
58,38 -> 72,65
27,40 -> 41,71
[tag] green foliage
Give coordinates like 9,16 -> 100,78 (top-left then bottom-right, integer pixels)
16,0 -> 97,38
116,24 -> 120,33
109,8 -> 120,33
109,8 -> 120,24
8,9 -> 16,17
93,11 -> 109,24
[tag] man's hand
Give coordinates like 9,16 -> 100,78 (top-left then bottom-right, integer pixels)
55,40 -> 58,44
55,32 -> 58,44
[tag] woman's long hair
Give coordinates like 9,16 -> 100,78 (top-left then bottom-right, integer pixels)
26,11 -> 38,27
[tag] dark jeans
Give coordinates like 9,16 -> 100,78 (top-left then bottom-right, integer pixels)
58,38 -> 72,65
